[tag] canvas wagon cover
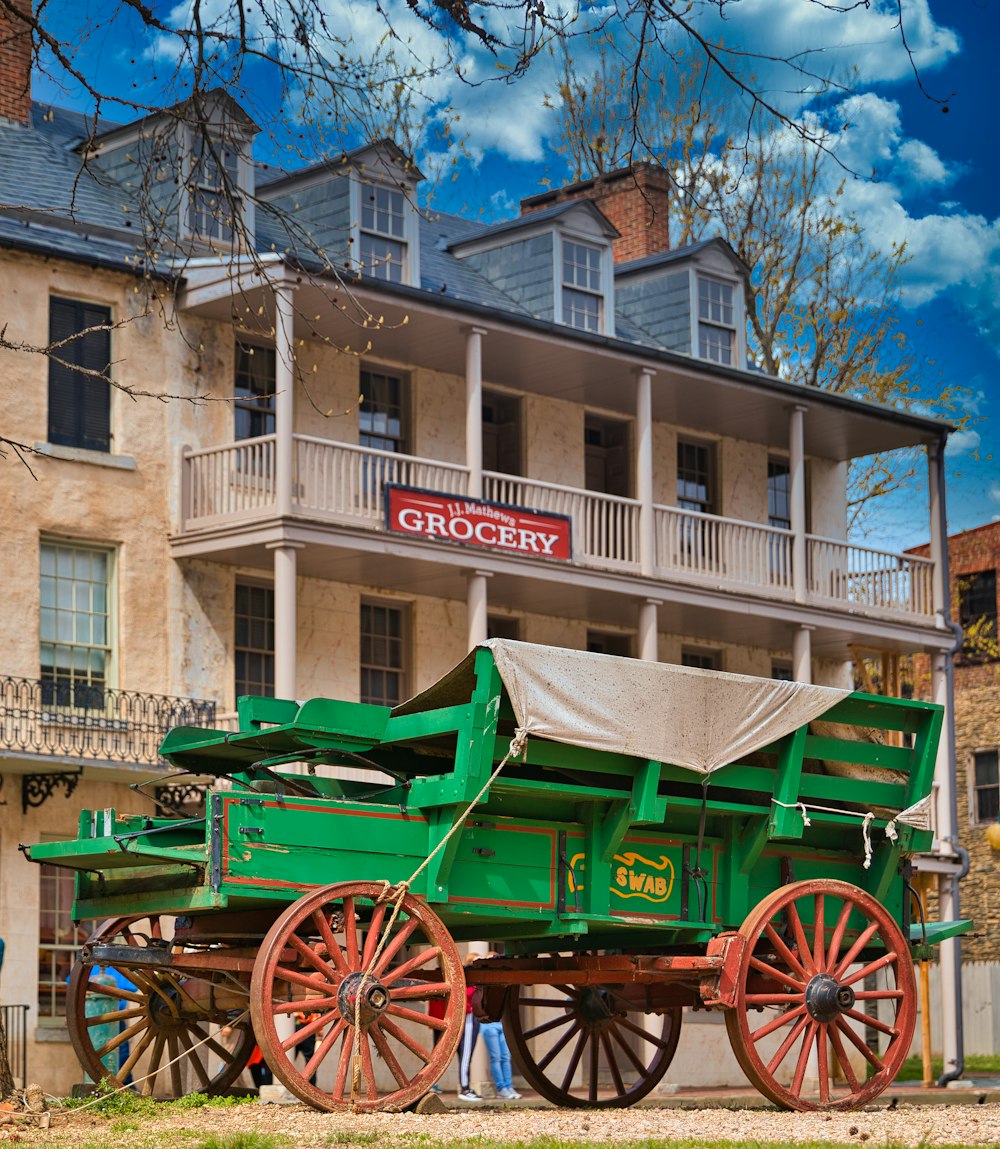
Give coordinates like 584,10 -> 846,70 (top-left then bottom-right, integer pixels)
396,639 -> 851,774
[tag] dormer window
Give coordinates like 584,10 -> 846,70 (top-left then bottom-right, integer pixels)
562,239 -> 603,332
697,275 -> 736,365
360,183 -> 407,282
185,132 -> 247,244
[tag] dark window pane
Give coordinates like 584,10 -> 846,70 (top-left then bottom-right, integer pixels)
360,603 -> 406,706
235,582 -> 274,697
48,297 -> 111,452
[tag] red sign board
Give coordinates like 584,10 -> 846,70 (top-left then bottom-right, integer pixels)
386,486 -> 572,560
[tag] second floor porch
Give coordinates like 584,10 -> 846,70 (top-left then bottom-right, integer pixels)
178,433 -> 939,627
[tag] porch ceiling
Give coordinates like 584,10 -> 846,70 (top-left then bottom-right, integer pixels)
178,266 -> 949,463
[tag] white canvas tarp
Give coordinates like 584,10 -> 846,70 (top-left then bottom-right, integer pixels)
397,639 -> 852,775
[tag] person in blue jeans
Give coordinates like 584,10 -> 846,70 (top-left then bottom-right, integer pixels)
479,1018 -> 520,1100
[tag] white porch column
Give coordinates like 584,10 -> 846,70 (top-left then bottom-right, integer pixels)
638,599 -> 660,662
267,541 -> 304,701
274,279 -> 297,518
792,624 -> 813,684
931,652 -> 962,1081
789,404 -> 808,603
467,570 -> 491,650
635,366 -> 656,577
927,441 -> 947,616
465,327 -> 487,499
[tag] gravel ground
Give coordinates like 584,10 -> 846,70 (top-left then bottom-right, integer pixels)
8,1098 -> 1000,1148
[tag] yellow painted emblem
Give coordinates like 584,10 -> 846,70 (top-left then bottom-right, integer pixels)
568,851 -> 675,904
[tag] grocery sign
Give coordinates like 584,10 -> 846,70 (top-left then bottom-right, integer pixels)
386,486 -> 572,560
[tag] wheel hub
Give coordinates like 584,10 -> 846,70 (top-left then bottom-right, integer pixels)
577,987 -> 615,1025
337,971 -> 390,1026
804,972 -> 856,1022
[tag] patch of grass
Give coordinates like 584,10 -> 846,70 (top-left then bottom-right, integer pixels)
191,1134 -> 290,1149
328,1134 -> 381,1146
895,1052 -> 1000,1081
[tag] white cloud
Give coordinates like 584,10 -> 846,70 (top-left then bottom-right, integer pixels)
945,428 -> 981,457
990,483 -> 1000,504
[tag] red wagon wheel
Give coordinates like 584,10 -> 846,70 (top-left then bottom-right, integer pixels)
725,879 -> 916,1111
503,982 -> 682,1108
66,915 -> 255,1097
251,881 -> 465,1111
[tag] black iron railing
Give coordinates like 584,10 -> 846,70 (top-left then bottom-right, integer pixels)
0,676 -> 221,766
1,1005 -> 28,1088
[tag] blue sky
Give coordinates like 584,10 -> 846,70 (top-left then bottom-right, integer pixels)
30,1 -> 999,550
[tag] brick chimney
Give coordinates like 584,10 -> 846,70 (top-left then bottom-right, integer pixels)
520,163 -> 672,264
0,0 -> 32,125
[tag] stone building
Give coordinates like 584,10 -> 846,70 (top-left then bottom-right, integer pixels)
0,17 -> 966,1093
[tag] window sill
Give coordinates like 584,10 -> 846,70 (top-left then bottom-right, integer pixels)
34,443 -> 136,471
34,1025 -> 71,1043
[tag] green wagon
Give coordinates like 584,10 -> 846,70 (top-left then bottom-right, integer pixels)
27,641 -> 969,1112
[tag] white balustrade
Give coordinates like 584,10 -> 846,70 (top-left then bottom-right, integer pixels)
483,472 -> 639,569
807,536 -> 935,616
654,505 -> 794,593
184,436 -> 276,525
295,437 -> 469,524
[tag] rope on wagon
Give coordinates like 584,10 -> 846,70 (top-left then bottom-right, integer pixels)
770,799 -> 879,868
348,727 -> 529,1106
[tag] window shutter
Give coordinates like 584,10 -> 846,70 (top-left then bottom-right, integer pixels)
47,298 -> 111,451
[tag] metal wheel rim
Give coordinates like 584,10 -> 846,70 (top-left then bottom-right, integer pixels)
66,915 -> 255,1097
503,982 -> 682,1108
250,881 -> 465,1112
725,879 -> 916,1111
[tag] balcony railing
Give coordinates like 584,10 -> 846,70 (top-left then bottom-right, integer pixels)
179,437 -> 938,623
484,472 -> 639,570
296,437 -> 469,526
0,679 -> 222,766
655,506 -> 794,593
808,535 -> 935,618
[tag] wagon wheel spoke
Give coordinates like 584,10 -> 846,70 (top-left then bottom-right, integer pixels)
825,900 -> 854,973
378,1016 -> 432,1064
360,903 -> 387,970
138,1031 -> 166,1094
813,894 -> 826,971
168,1034 -> 184,1097
537,1018 -> 582,1072
828,1020 -> 861,1091
763,922 -> 809,982
312,909 -> 349,976
304,1017 -> 348,1082
834,1016 -> 883,1070
726,881 -> 915,1112
749,955 -> 806,991
587,1029 -> 600,1103
288,933 -> 339,982
271,996 -> 339,1016
608,1021 -> 653,1075
280,1009 -> 338,1052
370,1022 -> 410,1090
599,1029 -> 626,1096
789,1020 -> 818,1097
371,917 -> 419,978
523,1011 -> 577,1041
816,1025 -> 830,1105
841,952 -> 898,987
766,1012 -> 811,1076
177,1027 -> 212,1090
750,1003 -> 807,1043
518,995 -> 573,1008
380,946 -> 442,986
615,1013 -> 673,1049
559,1026 -> 589,1094
785,902 -> 817,977
342,897 -> 360,967
84,1006 -> 148,1027
332,1031 -> 353,1101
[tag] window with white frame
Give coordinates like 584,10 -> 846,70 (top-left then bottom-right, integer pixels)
697,275 -> 736,365
234,343 -> 276,440
38,842 -> 90,1020
971,750 -> 999,824
562,239 -> 603,332
186,131 -> 244,243
360,183 -> 407,282
40,541 -> 113,710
